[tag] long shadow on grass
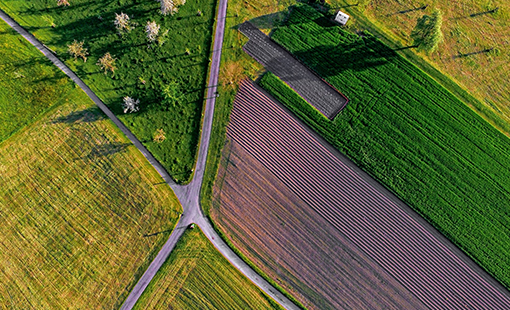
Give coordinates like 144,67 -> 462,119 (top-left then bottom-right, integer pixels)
20,1 -> 98,17
249,12 -> 288,29
291,35 -> 398,77
52,106 -> 106,124
84,142 -> 131,160
143,229 -> 173,238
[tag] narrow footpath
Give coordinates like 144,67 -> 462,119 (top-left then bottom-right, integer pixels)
0,4 -> 299,310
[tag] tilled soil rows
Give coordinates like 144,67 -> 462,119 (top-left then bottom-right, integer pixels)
212,80 -> 510,310
239,22 -> 348,119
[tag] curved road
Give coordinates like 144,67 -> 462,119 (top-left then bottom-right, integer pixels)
0,4 -> 299,310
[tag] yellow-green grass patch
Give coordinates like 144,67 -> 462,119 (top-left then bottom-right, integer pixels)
0,18 -> 71,142
329,0 -> 510,130
133,227 -> 282,310
0,89 -> 181,309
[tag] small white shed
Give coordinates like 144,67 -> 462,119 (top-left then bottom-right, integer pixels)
334,10 -> 349,26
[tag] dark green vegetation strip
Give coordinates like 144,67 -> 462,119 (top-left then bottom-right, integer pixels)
133,228 -> 283,309
263,4 -> 510,289
0,18 -> 70,142
0,0 -> 217,183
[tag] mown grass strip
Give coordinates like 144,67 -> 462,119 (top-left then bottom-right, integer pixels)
260,4 -> 510,289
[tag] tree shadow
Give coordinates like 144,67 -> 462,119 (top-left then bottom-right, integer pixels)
7,57 -> 49,69
249,11 -> 288,30
83,142 -> 130,160
386,5 -> 428,16
20,0 -> 101,16
469,8 -> 499,17
451,8 -> 499,20
52,106 -> 106,124
453,48 -> 494,59
143,229 -> 173,237
291,35 -> 397,78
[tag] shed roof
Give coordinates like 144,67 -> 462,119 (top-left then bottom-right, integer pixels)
334,10 -> 349,25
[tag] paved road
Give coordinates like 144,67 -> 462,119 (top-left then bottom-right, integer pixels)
0,5 -> 299,310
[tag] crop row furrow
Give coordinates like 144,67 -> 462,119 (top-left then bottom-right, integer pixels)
228,80 -> 510,308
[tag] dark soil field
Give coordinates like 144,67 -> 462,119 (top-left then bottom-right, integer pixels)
238,22 -> 347,119
211,80 -> 510,310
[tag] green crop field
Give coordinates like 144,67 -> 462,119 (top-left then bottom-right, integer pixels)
261,4 -> 510,290
0,18 -> 70,142
0,0 -> 217,183
133,228 -> 282,310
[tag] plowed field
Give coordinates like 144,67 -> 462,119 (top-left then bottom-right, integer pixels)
211,80 -> 510,310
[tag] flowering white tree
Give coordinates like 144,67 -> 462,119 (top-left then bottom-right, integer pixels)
159,0 -> 186,16
96,52 -> 117,75
160,0 -> 177,16
145,21 -> 160,42
114,12 -> 133,34
122,96 -> 140,113
57,0 -> 70,6
68,40 -> 88,62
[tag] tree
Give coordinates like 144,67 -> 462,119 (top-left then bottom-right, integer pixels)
57,0 -> 70,6
68,40 -> 88,62
160,0 -> 177,16
96,52 -> 117,75
410,9 -> 443,53
153,129 -> 166,143
114,12 -> 133,35
159,0 -> 186,16
145,21 -> 160,42
122,96 -> 140,113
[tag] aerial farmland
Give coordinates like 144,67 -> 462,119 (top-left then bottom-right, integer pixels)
211,79 -> 510,309
2,0 -> 510,309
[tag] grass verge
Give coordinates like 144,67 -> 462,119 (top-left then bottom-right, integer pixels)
133,227 -> 284,309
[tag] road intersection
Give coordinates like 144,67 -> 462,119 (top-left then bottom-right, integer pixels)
0,3 -> 299,310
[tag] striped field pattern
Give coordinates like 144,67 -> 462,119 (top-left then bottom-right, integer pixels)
213,80 -> 510,310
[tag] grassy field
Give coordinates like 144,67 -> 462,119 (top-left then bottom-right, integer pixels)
328,0 -> 510,129
0,18 -> 70,142
260,3 -> 510,289
133,228 -> 282,310
0,0 -> 217,183
0,85 -> 181,308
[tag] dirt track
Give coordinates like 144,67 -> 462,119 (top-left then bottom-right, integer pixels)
213,79 -> 510,309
